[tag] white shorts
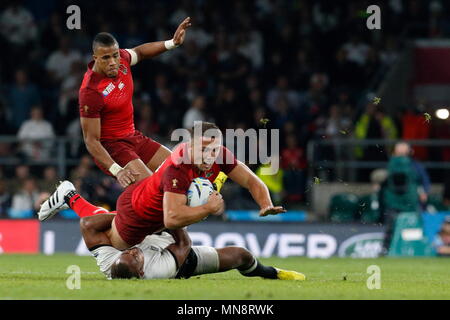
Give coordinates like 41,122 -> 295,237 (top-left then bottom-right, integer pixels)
192,246 -> 220,276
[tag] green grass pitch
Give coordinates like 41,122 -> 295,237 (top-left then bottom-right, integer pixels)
0,254 -> 449,300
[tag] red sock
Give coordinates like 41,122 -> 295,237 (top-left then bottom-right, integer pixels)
68,194 -> 109,218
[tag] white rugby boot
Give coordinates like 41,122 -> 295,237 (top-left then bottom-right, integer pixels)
38,180 -> 76,221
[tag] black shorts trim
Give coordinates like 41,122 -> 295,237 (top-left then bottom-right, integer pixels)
175,248 -> 198,279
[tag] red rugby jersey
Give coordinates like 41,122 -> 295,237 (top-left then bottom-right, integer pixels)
78,49 -> 135,140
131,143 -> 238,222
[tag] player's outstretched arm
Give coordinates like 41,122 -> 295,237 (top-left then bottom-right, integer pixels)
131,17 -> 192,62
227,161 -> 286,217
163,191 -> 223,229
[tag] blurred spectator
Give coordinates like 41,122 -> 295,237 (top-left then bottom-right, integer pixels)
380,142 -> 430,254
183,95 -> 208,129
66,117 -> 82,158
444,170 -> 450,208
267,76 -> 300,113
183,18 -> 213,50
7,69 -> 40,130
69,154 -> 101,199
315,104 -> 352,140
58,61 -> 85,123
0,0 -> 37,47
281,134 -> 307,202
45,37 -> 82,83
9,164 -> 30,194
10,177 -> 40,217
341,35 -> 371,66
156,88 -> 183,136
38,166 -> 60,194
354,102 -> 398,162
380,36 -> 400,66
0,179 -> 11,217
401,107 -> 431,161
272,96 -> 291,129
135,103 -> 160,139
330,48 -> 362,88
237,30 -> 264,69
216,38 -> 251,86
255,157 -> 284,205
91,176 -> 122,209
392,142 -> 431,207
17,106 -> 55,161
298,73 -> 329,124
290,49 -> 313,91
39,12 -> 64,53
364,48 -> 381,82
432,218 -> 450,256
314,104 -> 353,176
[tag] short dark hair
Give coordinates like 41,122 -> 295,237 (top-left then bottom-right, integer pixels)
92,32 -> 118,52
188,122 -> 221,139
110,259 -> 140,279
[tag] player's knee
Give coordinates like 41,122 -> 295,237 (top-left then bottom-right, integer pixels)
80,217 -> 93,232
236,247 -> 254,266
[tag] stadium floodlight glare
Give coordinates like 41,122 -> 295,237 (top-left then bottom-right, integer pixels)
435,108 -> 449,120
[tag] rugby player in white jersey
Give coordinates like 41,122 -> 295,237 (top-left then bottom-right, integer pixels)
80,213 -> 306,280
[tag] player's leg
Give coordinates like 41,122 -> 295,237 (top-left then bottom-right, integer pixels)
80,213 -> 115,249
229,248 -> 306,280
38,180 -> 109,221
107,181 -> 162,250
145,144 -> 171,172
109,217 -> 133,250
182,246 -> 305,280
215,247 -> 280,279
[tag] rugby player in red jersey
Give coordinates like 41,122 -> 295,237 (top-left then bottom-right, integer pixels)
78,18 -> 192,188
39,122 -> 285,246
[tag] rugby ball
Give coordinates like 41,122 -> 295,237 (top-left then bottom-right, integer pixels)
186,178 -> 214,207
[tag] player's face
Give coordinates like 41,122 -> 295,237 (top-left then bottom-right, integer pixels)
93,44 -> 120,78
121,247 -> 144,278
192,137 -> 221,171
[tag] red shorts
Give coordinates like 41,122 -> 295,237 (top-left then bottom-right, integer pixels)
96,130 -> 162,176
114,179 -> 165,246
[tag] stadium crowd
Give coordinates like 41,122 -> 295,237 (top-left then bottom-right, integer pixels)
0,0 -> 450,218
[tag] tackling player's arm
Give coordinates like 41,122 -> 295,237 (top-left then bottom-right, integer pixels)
163,191 -> 223,229
80,117 -> 136,188
227,161 -> 287,217
165,228 -> 192,268
129,17 -> 191,63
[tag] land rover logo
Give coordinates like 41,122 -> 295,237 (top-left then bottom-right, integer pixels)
338,233 -> 384,258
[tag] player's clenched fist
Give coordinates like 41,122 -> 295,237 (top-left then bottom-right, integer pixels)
116,168 -> 139,188
206,191 -> 224,216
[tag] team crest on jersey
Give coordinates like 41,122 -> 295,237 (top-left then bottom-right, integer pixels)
102,82 -> 115,96
119,64 -> 128,75
172,179 -> 178,187
118,81 -> 124,90
205,171 -> 213,178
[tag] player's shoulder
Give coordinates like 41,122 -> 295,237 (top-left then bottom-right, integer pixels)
79,85 -> 103,100
119,48 -> 133,66
80,67 -> 103,92
119,48 -> 129,59
164,161 -> 190,176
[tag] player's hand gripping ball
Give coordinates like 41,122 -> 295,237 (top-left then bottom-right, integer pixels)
186,178 -> 214,207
